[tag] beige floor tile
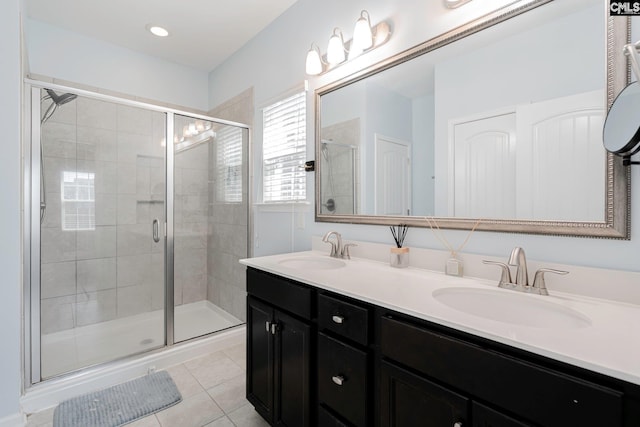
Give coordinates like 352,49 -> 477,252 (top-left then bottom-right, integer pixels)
156,392 -> 224,427
223,343 -> 246,370
25,407 -> 54,427
166,364 -> 205,398
227,403 -> 270,427
127,414 -> 161,426
183,350 -> 228,372
207,374 -> 248,414
185,352 -> 244,389
204,416 -> 236,427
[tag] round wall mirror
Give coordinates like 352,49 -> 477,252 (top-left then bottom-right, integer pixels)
603,82 -> 640,156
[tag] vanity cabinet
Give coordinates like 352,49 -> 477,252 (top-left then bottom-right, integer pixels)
379,314 -> 625,427
245,267 -> 640,427
246,269 -> 312,427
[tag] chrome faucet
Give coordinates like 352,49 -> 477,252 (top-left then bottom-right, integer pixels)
322,231 -> 342,257
508,247 -> 529,286
483,247 -> 568,295
322,231 -> 356,259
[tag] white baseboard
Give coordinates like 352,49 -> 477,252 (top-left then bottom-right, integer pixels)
0,413 -> 25,427
21,325 -> 245,415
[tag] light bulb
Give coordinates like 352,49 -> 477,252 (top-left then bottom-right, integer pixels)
305,45 -> 323,75
327,29 -> 346,65
353,11 -> 373,51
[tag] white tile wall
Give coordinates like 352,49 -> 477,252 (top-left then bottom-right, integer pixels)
77,257 -> 116,292
40,96 -> 166,336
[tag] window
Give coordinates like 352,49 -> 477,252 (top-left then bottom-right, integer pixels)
262,91 -> 306,203
216,125 -> 243,203
61,171 -> 95,231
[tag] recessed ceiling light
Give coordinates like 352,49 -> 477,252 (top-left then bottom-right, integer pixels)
146,24 -> 169,37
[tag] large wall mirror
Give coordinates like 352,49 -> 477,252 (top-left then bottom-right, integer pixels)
315,0 -> 630,238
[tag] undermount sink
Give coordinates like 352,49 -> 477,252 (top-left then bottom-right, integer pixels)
432,287 -> 591,329
278,256 -> 346,270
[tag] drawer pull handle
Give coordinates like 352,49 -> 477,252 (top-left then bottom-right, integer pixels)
332,315 -> 344,324
265,321 -> 271,332
332,375 -> 345,386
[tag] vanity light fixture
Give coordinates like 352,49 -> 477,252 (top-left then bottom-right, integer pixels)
327,28 -> 347,65
146,24 -> 170,37
353,10 -> 374,51
444,0 -> 473,8
305,10 -> 391,76
305,44 -> 323,76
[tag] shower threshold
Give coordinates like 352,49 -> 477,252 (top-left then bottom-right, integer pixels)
41,300 -> 242,379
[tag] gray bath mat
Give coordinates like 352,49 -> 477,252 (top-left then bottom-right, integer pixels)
53,371 -> 182,427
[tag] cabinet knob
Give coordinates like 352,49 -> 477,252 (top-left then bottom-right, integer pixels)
331,375 -> 345,386
332,315 -> 345,324
453,422 -> 462,427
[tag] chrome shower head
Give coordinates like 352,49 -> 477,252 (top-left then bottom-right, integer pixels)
46,89 -> 77,106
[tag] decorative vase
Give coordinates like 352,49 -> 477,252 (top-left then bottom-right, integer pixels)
390,247 -> 409,268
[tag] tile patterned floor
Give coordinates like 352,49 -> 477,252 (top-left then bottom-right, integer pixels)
26,343 -> 268,427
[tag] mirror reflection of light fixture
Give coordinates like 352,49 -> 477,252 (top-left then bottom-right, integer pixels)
444,0 -> 473,8
305,10 -> 391,76
327,28 -> 346,65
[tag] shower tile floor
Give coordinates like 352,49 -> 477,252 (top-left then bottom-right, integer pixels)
42,301 -> 242,379
26,341 -> 270,427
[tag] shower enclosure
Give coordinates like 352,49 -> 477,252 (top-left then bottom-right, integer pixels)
25,84 -> 249,383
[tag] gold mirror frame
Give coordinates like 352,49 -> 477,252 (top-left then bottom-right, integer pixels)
315,0 -> 630,239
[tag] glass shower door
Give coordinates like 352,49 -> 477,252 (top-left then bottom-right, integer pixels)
172,114 -> 246,342
36,88 -> 167,379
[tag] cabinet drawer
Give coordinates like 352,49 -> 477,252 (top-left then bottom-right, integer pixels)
472,402 -> 531,427
318,405 -> 352,427
381,316 -> 623,427
318,293 -> 369,345
318,333 -> 368,427
247,267 -> 311,319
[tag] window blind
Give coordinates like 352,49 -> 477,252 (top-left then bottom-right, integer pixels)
262,91 -> 306,203
216,125 -> 243,203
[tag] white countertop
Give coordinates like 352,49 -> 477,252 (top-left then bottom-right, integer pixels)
241,250 -> 640,386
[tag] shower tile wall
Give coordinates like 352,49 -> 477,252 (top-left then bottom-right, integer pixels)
207,88 -> 252,322
174,142 -> 209,306
40,95 -> 165,335
321,118 -> 360,215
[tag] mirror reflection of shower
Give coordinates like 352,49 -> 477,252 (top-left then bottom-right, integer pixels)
40,89 -> 78,223
320,139 -> 358,214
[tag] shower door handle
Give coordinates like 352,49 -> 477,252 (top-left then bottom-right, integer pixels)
152,219 -> 160,243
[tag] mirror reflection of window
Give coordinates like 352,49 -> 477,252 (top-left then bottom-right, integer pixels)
61,171 -> 95,231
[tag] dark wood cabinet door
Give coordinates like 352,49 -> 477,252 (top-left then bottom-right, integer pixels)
472,402 -> 532,427
380,360 -> 469,427
273,309 -> 312,427
247,297 -> 274,423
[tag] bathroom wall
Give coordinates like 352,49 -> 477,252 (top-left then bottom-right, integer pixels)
208,0 -> 640,273
25,18 -> 209,112
0,0 -> 22,422
40,96 -> 166,335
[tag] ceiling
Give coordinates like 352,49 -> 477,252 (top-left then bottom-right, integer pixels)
25,0 -> 298,71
